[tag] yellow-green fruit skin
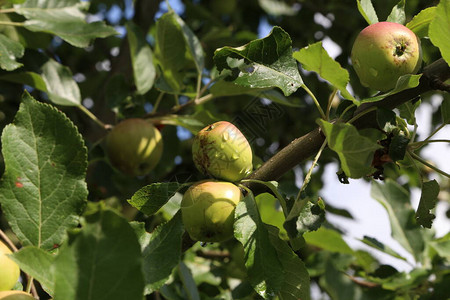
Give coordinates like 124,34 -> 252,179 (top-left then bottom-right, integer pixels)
0,241 -> 20,291
0,291 -> 35,300
106,118 -> 163,176
192,121 -> 252,182
351,22 -> 422,92
181,181 -> 243,242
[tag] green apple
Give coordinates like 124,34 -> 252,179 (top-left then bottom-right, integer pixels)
0,241 -> 20,291
181,180 -> 243,242
0,291 -> 35,300
106,118 -> 163,176
351,21 -> 422,92
192,121 -> 253,182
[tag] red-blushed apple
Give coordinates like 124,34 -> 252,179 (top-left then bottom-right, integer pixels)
192,121 -> 253,182
106,118 -> 163,176
0,291 -> 35,300
351,22 -> 422,92
0,241 -> 20,291
181,180 -> 243,242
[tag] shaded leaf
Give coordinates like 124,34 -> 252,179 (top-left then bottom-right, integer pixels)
386,0 -> 406,24
406,6 -> 436,38
11,246 -> 55,295
126,22 -> 155,95
357,0 -> 378,25
318,120 -> 381,178
0,92 -> 87,250
360,236 -> 407,261
53,209 -> 144,300
0,34 -> 24,71
178,262 -> 201,300
214,26 -> 302,96
284,197 -> 325,240
359,74 -> 421,105
441,94 -> 450,124
415,180 -> 439,228
128,182 -> 184,216
143,212 -> 184,294
293,42 -> 355,101
267,226 -> 310,300
0,71 -> 47,91
320,260 -> 364,300
234,195 -> 284,299
388,134 -> 410,162
16,2 -> 117,48
398,99 -> 421,125
429,0 -> 450,65
371,179 -> 424,261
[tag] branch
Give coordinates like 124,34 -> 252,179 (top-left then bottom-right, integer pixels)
245,58 -> 450,192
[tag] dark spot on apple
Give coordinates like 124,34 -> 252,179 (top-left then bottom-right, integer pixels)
138,162 -> 150,172
395,43 -> 407,56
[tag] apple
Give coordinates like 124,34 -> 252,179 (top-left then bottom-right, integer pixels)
181,180 -> 243,242
192,121 -> 253,182
0,241 -> 20,291
0,291 -> 35,300
106,118 -> 163,176
351,21 -> 422,92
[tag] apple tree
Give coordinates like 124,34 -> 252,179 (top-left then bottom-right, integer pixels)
0,0 -> 449,299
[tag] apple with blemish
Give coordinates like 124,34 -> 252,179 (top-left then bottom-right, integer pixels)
351,22 -> 422,92
192,121 -> 253,182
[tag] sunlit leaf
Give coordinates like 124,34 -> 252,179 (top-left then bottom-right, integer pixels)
293,42 -> 355,101
360,236 -> 407,261
407,6 -> 436,38
0,92 -> 87,250
0,34 -> 24,71
318,120 -> 382,178
304,227 -> 354,254
214,26 -> 302,96
429,0 -> 450,65
356,0 -> 378,25
386,0 -> 406,24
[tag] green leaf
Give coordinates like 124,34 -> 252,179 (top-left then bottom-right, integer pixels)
398,99 -> 421,125
41,58 -> 81,106
143,212 -> 184,294
356,0 -> 378,25
303,227 -> 354,254
128,182 -> 184,216
386,0 -> 405,24
15,2 -> 117,48
0,92 -> 87,250
371,179 -> 424,261
214,26 -> 303,96
415,180 -> 439,228
429,233 -> 450,260
53,209 -> 144,300
429,0 -> 450,65
388,134 -> 409,162
256,193 -> 287,238
0,34 -> 24,71
258,0 -> 299,16
0,71 -> 47,92
11,246 -> 55,295
126,22 -> 156,95
267,226 -> 310,300
360,236 -> 407,261
406,6 -> 436,38
284,197 -> 325,239
441,94 -> 450,124
359,74 -> 421,105
293,42 -> 355,101
376,107 -> 397,133
320,260 -> 364,300
154,11 -> 202,93
234,195 -> 284,298
317,120 -> 381,178
178,262 -> 201,300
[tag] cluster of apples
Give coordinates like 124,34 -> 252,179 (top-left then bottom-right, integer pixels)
0,241 -> 34,300
181,121 -> 253,242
